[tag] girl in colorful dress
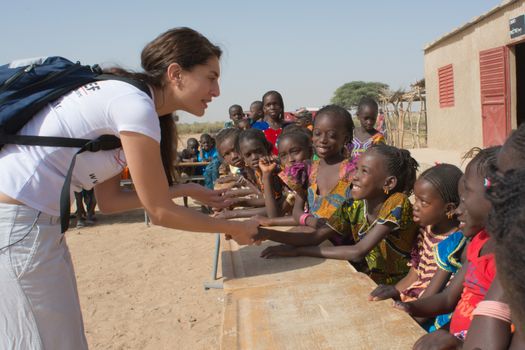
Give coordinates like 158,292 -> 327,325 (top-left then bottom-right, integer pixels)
349,97 -> 385,161
369,163 -> 463,302
394,147 -> 501,348
257,144 -> 420,285
290,105 -> 357,229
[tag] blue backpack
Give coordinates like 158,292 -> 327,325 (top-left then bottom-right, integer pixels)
0,56 -> 152,233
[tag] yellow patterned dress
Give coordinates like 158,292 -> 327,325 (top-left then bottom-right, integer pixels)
306,158 -> 357,220
327,192 -> 418,284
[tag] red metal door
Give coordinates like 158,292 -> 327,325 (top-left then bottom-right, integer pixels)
479,47 -> 511,146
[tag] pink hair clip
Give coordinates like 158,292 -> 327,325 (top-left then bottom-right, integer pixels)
434,161 -> 441,166
484,178 -> 491,188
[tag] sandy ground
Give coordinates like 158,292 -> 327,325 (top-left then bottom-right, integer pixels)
67,197 -> 224,350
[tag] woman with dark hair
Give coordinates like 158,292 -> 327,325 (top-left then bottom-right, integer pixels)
0,27 -> 258,349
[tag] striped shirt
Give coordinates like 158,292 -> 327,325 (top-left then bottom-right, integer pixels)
400,226 -> 452,302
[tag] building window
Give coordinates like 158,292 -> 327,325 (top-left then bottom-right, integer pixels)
438,64 -> 455,108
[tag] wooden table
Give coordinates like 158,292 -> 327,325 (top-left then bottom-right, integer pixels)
220,228 -> 425,350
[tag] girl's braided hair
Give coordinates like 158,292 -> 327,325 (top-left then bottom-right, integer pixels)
486,167 -> 525,331
368,144 -> 419,195
215,127 -> 240,149
418,164 -> 463,206
466,146 -> 501,179
503,123 -> 525,164
235,128 -> 272,153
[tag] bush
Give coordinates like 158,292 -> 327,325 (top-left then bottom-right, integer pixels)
177,121 -> 225,135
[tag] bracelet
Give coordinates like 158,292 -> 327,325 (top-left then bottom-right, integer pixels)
299,213 -> 312,226
472,300 -> 511,323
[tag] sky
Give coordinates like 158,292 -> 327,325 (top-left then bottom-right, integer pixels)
2,0 -> 503,123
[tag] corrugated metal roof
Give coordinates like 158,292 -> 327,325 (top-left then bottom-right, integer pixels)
424,0 -> 521,52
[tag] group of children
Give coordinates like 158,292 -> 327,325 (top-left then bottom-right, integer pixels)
181,88 -> 525,349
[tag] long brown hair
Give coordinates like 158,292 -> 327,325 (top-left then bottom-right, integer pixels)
106,27 -> 222,185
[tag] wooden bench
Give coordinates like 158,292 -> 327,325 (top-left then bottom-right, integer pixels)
220,229 -> 426,349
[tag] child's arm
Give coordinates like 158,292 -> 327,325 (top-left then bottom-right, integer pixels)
419,268 -> 452,299
291,195 -> 324,228
412,330 -> 462,350
254,215 -> 298,227
261,221 -> 394,261
394,262 -> 468,318
462,276 -> 512,350
292,195 -> 306,224
259,157 -> 285,218
369,267 -> 419,301
231,197 -> 265,208
257,224 -> 337,247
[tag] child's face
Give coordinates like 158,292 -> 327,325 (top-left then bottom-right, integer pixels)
218,137 -> 243,168
200,136 -> 213,152
186,139 -> 199,155
456,162 -> 491,236
239,138 -> 268,171
263,94 -> 283,121
358,106 -> 378,132
250,105 -> 264,121
229,106 -> 244,124
278,137 -> 311,168
412,179 -> 449,227
453,176 -> 474,237
351,151 -> 388,200
312,114 -> 348,159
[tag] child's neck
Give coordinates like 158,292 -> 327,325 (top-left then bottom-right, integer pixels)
430,219 -> 459,235
365,194 -> 389,221
320,152 -> 344,165
267,117 -> 282,129
355,127 -> 377,141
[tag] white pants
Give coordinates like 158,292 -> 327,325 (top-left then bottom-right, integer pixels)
0,203 -> 88,350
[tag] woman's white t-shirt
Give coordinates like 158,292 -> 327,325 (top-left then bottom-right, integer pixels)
0,80 -> 161,216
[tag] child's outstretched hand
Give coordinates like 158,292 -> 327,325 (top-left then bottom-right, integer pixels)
412,329 -> 461,350
258,156 -> 278,174
368,284 -> 401,301
392,300 -> 413,315
260,244 -> 298,258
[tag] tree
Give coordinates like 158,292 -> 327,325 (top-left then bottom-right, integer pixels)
331,81 -> 389,109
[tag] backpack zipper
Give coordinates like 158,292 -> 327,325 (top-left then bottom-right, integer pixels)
0,64 -> 35,93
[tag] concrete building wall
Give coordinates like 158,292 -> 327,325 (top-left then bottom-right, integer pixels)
424,1 -> 525,151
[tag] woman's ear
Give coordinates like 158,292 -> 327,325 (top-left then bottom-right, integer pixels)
166,63 -> 183,86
